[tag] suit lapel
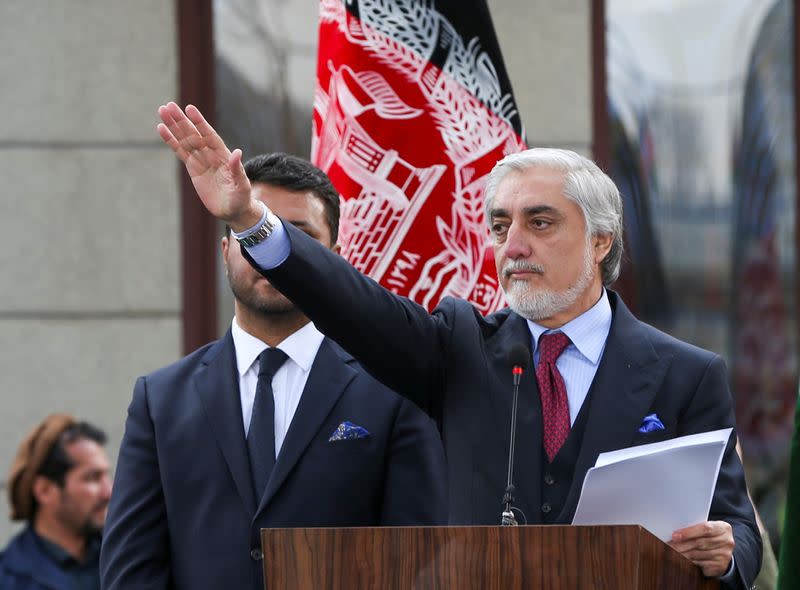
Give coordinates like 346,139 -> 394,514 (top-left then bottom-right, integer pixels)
485,312 -> 542,521
560,293 -> 672,521
255,338 -> 356,516
193,331 -> 257,516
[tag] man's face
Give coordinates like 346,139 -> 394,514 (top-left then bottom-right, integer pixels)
489,167 -> 609,327
222,183 -> 335,316
54,439 -> 112,536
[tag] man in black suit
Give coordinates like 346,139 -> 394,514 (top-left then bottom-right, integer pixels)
156,102 -> 761,589
99,153 -> 447,590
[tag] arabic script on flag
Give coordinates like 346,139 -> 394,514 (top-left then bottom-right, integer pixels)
312,0 -> 525,313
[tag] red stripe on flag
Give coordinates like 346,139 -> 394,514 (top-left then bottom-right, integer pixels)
313,0 -> 525,313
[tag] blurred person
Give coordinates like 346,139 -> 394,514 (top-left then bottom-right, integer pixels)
99,153 -> 447,590
156,102 -> 762,589
736,442 -> 778,590
0,414 -> 111,590
776,386 -> 799,590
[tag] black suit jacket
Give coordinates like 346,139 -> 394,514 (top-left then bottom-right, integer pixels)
100,331 -> 447,590
256,222 -> 761,590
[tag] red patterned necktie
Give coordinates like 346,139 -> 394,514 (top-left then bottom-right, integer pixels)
536,332 -> 572,462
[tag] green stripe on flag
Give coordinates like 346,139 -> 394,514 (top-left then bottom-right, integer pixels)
777,389 -> 800,589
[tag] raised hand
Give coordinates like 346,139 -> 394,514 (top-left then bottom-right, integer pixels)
157,102 -> 262,231
669,520 -> 735,578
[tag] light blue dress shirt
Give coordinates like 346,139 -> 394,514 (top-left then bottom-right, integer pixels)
239,218 -> 290,269
527,290 -> 612,425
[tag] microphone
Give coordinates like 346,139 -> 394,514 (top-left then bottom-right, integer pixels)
501,344 -> 530,526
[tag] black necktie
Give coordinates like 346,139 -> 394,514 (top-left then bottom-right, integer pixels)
247,348 -> 288,500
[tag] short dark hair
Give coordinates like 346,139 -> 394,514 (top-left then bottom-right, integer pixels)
37,422 -> 107,488
243,153 -> 340,244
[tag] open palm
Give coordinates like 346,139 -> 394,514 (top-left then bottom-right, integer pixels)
157,102 -> 256,228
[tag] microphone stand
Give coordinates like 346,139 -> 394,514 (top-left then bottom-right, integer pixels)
501,364 -> 523,526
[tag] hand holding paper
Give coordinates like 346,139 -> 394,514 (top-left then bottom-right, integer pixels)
572,428 -> 733,544
670,520 -> 735,578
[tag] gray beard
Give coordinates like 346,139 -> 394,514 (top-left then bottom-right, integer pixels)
502,247 -> 595,322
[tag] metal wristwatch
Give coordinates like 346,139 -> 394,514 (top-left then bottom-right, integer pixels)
234,204 -> 279,247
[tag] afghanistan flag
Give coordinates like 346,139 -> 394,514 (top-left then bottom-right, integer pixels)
312,0 -> 526,313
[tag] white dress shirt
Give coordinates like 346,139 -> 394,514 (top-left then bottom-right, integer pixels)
231,317 -> 324,456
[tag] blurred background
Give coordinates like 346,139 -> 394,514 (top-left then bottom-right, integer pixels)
0,0 -> 795,558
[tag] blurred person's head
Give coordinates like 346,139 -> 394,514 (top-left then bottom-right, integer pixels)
8,414 -> 112,556
484,148 -> 623,327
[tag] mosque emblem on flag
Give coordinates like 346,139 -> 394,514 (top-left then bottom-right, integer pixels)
313,0 -> 525,314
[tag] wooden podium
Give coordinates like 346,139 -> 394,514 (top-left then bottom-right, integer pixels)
261,525 -> 719,589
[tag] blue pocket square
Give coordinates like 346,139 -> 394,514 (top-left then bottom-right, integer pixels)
638,413 -> 665,434
328,421 -> 371,441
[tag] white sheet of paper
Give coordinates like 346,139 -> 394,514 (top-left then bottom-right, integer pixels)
571,428 -> 732,541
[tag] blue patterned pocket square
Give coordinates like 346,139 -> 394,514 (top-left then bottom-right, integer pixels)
638,413 -> 665,434
328,421 -> 371,442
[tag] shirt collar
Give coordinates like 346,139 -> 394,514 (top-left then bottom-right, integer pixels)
526,288 -> 612,365
231,317 -> 324,375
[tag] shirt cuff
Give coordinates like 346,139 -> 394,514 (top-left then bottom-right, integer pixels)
718,555 -> 736,581
243,218 -> 290,269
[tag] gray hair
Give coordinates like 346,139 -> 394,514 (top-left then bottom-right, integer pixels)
484,148 -> 624,286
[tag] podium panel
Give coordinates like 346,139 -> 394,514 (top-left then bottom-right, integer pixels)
261,525 -> 719,589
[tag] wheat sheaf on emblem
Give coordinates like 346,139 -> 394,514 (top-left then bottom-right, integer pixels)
320,0 -> 523,308
349,0 -> 517,160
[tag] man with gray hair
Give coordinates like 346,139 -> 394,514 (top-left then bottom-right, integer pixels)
157,102 -> 761,589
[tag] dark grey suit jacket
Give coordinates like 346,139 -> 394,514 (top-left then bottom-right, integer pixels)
100,332 -> 447,590
257,222 -> 761,590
